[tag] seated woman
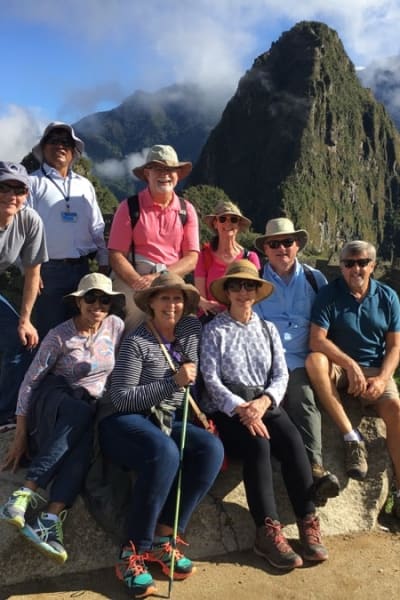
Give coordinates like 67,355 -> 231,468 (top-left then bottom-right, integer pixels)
98,272 -> 224,599
195,200 -> 260,320
0,273 -> 124,563
200,260 -> 328,570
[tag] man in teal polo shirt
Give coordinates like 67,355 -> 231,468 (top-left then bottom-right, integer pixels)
306,240 -> 400,517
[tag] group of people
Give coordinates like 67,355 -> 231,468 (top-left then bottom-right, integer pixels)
1,124 -> 400,599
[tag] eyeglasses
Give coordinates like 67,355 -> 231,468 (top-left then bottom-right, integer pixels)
44,135 -> 74,148
0,182 -> 28,196
82,291 -> 112,305
341,258 -> 372,269
265,238 -> 296,249
226,280 -> 260,292
217,215 -> 240,224
148,166 -> 178,173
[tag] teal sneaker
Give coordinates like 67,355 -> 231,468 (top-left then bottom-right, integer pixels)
147,535 -> 195,579
116,543 -> 156,599
0,488 -> 45,529
20,510 -> 68,564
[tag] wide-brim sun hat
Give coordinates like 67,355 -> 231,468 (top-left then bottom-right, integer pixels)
132,145 -> 192,182
254,218 -> 309,254
210,259 -> 274,306
64,273 -> 125,302
32,122 -> 85,164
135,272 -> 200,315
203,200 -> 251,233
0,161 -> 30,189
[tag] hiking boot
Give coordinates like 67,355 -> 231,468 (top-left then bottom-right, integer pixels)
20,510 -> 68,564
344,439 -> 368,480
0,488 -> 45,529
116,543 -> 156,599
146,535 -> 195,579
297,513 -> 328,561
311,464 -> 340,506
254,517 -> 303,570
391,494 -> 400,520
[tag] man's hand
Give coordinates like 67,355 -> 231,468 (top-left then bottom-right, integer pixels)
17,319 -> 39,350
345,362 -> 367,396
131,273 -> 159,291
362,375 -> 387,402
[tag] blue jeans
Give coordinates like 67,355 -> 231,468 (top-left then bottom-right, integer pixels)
26,394 -> 94,507
99,413 -> 224,551
0,294 -> 34,425
35,260 -> 89,339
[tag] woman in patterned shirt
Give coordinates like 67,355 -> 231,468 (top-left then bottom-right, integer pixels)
200,260 -> 328,571
0,273 -> 124,564
98,272 -> 224,599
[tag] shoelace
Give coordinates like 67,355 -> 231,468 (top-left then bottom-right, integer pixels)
265,519 -> 292,552
152,535 -> 188,563
124,543 -> 150,576
37,509 -> 67,543
10,489 -> 45,511
302,517 -> 322,544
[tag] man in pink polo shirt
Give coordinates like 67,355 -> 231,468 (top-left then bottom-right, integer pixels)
108,145 -> 199,332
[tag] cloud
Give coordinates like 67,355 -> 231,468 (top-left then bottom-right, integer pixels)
59,81 -> 126,119
94,149 -> 150,180
0,105 -> 46,162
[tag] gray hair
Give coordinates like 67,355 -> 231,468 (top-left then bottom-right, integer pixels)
340,240 -> 376,262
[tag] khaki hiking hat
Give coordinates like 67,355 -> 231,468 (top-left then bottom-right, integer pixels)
64,273 -> 125,301
133,145 -> 192,181
135,271 -> 200,315
32,122 -> 85,164
210,259 -> 274,306
254,218 -> 309,254
203,200 -> 251,233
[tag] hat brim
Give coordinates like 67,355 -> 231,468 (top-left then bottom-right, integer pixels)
203,213 -> 251,233
64,288 -> 125,300
132,160 -> 192,182
32,123 -> 84,164
254,230 -> 309,254
135,281 -> 200,314
210,272 -> 274,306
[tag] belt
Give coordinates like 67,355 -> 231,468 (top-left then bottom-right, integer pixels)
48,256 -> 89,265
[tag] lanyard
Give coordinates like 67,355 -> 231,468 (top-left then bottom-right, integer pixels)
41,166 -> 72,212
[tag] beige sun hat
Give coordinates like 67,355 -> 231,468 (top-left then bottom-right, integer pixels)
134,272 -> 200,315
133,145 -> 192,181
32,122 -> 84,164
203,200 -> 251,233
254,218 -> 309,254
64,273 -> 125,301
210,260 -> 274,306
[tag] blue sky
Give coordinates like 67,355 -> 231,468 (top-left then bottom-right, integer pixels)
1,0 -> 399,161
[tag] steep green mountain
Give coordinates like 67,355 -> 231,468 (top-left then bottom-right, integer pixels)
188,21 -> 400,260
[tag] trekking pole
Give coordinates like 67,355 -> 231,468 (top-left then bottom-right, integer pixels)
168,384 -> 190,599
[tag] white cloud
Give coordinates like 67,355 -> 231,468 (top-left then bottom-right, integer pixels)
94,149 -> 150,180
0,105 -> 46,162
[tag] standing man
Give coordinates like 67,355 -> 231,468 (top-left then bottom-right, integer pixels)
108,144 -> 199,332
254,218 -> 340,505
0,162 -> 47,431
306,241 -> 400,517
29,122 -> 108,339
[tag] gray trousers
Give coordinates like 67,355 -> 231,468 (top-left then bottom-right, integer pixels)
283,367 -> 323,466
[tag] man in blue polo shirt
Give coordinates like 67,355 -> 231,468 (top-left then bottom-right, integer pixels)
306,240 -> 400,517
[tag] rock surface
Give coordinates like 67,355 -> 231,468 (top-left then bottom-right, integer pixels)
0,399 -> 391,585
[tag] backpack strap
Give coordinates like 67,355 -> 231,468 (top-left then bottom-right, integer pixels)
302,264 -> 319,294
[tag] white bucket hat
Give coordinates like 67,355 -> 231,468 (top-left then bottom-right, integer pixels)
64,273 -> 125,301
32,122 -> 85,164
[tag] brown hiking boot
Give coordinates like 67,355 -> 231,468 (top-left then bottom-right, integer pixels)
344,439 -> 368,480
311,464 -> 340,506
254,517 -> 303,570
297,513 -> 328,562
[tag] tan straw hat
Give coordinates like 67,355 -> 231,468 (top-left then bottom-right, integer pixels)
133,145 -> 192,181
254,218 -> 309,254
135,272 -> 200,315
203,200 -> 251,233
210,260 -> 274,306
64,273 -> 125,301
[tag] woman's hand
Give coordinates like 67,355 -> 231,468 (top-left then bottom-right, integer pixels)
174,362 -> 197,388
199,298 -> 222,316
1,431 -> 29,473
235,398 -> 271,438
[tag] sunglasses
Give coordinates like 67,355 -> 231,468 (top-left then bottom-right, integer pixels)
82,291 -> 112,305
341,258 -> 372,269
148,166 -> 178,173
45,135 -> 74,148
226,280 -> 260,292
0,182 -> 28,196
217,215 -> 240,224
265,238 -> 296,249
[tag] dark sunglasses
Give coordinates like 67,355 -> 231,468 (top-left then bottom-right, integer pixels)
265,238 -> 296,249
341,258 -> 372,269
148,166 -> 177,173
82,291 -> 112,305
226,279 -> 260,292
0,182 -> 28,196
45,135 -> 74,148
217,215 -> 240,224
